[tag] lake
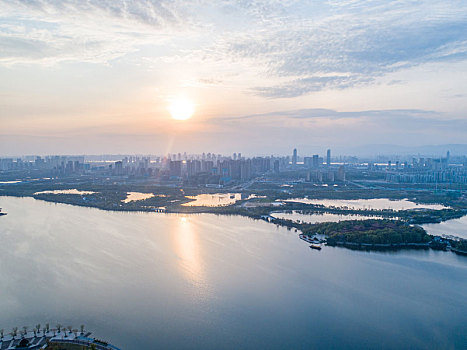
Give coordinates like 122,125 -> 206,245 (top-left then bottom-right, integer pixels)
34,189 -> 96,195
122,192 -> 156,203
271,211 -> 385,223
0,196 -> 465,350
182,193 -> 242,207
423,215 -> 467,240
284,198 -> 447,210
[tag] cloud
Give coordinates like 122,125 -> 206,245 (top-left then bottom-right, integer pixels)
252,75 -> 374,98
0,0 -> 182,27
0,0 -> 466,97
202,107 -> 467,153
218,1 -> 467,97
0,0 -> 187,65
215,108 -> 441,122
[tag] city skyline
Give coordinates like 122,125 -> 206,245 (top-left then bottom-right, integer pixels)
1,1 -> 467,155
1,3 -> 466,350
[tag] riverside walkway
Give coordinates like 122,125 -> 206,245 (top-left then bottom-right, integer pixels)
0,328 -> 121,350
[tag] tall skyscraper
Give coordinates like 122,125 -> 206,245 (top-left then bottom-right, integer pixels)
292,148 -> 297,166
326,149 -> 331,166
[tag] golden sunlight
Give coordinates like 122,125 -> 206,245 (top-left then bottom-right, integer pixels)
172,216 -> 205,288
168,98 -> 195,121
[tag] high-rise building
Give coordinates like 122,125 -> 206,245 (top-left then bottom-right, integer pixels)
326,149 -> 331,166
292,148 -> 297,166
312,154 -> 319,168
273,159 -> 280,173
169,160 -> 182,177
337,165 -> 346,181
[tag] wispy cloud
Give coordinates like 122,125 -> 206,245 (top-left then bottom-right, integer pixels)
223,1 -> 467,97
1,0 -> 466,97
214,108 -> 441,121
0,0 -> 188,65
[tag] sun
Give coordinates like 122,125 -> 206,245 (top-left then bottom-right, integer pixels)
168,98 -> 195,121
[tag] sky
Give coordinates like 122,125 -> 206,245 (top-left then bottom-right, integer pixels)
0,0 -> 467,156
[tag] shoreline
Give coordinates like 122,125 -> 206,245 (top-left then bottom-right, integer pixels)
1,194 -> 466,255
2,192 -> 465,222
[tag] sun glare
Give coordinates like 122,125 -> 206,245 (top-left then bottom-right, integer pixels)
168,98 -> 195,121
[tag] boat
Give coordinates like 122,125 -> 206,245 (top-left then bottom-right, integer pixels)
299,234 -> 314,243
309,244 -> 322,250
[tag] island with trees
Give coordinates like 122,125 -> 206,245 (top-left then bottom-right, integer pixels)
285,218 -> 467,254
302,219 -> 429,247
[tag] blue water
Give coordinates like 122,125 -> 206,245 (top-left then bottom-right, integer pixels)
0,196 -> 465,349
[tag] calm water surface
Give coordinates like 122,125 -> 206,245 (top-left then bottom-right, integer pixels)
34,189 -> 96,195
183,193 -> 242,206
423,215 -> 467,239
285,198 -> 447,210
122,192 -> 156,203
271,211 -> 384,223
0,196 -> 465,350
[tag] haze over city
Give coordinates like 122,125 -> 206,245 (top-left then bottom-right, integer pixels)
1,2 -> 467,350
1,0 -> 467,155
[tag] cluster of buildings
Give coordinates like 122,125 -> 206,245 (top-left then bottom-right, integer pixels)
0,149 -> 347,185
386,167 -> 467,184
0,156 -> 89,174
110,154 -> 273,182
108,149 -> 342,185
289,148 -> 346,182
291,148 -> 332,168
384,152 -> 467,184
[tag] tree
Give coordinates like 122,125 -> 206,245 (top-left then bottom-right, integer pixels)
12,327 -> 18,339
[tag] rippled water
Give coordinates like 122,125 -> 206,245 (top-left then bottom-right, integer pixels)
0,196 -> 465,350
